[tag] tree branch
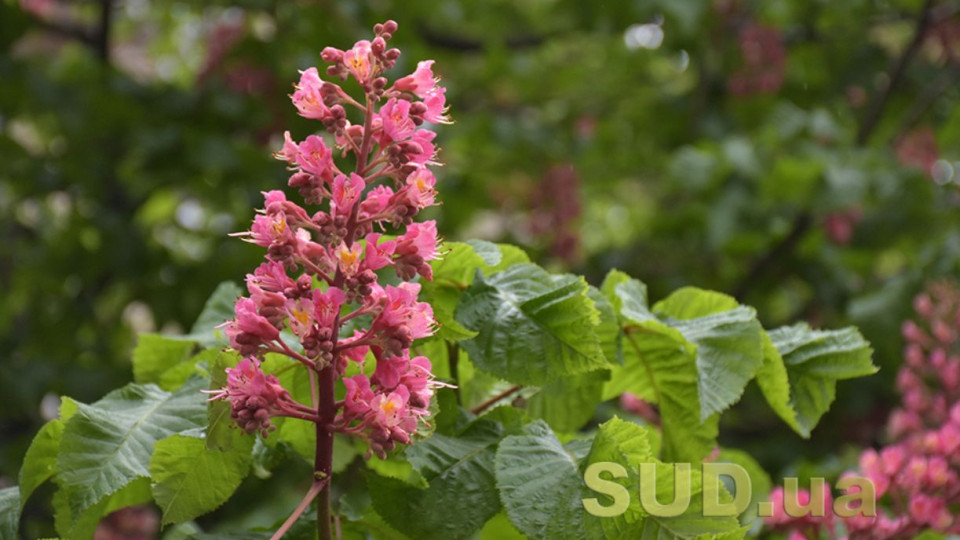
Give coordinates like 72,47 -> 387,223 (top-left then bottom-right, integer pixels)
470,385 -> 522,415
95,0 -> 113,63
856,0 -> 936,145
895,66 -> 960,136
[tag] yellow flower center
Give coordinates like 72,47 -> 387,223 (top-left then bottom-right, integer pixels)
272,216 -> 287,235
380,399 -> 398,415
291,306 -> 310,326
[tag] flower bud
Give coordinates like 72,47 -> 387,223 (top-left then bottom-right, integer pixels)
913,293 -> 934,319
321,47 -> 343,63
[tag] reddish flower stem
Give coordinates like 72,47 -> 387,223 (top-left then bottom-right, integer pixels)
269,478 -> 327,540
470,385 -> 522,415
315,364 -> 337,540
313,93 -> 376,540
271,339 -> 316,371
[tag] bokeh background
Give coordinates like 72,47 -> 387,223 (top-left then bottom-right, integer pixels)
2,0 -> 959,534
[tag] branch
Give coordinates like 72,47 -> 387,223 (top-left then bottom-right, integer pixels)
446,341 -> 461,405
32,17 -> 97,45
269,340 -> 317,371
270,479 -> 328,540
856,0 -> 936,145
95,0 -> 113,63
895,65 -> 960,136
470,385 -> 522,415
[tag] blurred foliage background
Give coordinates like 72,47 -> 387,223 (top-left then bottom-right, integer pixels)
2,0 -> 960,534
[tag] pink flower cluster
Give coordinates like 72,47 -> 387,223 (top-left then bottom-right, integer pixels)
763,484 -> 834,539
763,282 -> 960,538
727,23 -> 786,96
896,128 -> 940,179
208,20 -> 448,458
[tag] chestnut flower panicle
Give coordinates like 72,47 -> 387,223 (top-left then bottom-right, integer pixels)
208,20 -> 448,459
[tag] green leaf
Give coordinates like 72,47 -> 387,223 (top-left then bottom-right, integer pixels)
588,285 -> 621,365
601,269 -> 653,323
582,418 -> 652,538
421,241 -> 491,343
368,419 -> 505,540
263,354 -> 317,463
18,419 -> 64,508
526,369 -> 608,433
495,419 -> 744,540
477,512 -> 526,540
56,379 -> 207,520
495,421 -> 586,540
172,281 -> 242,347
604,309 -> 712,462
456,263 -> 608,385
132,333 -> 195,388
422,241 -> 530,342
205,350 -> 244,452
587,418 -> 742,539
759,323 -> 876,436
602,277 -> 767,462
19,398 -> 75,508
150,434 -> 252,525
0,487 -> 20,540
653,288 -> 765,420
755,333 -> 804,435
523,288 -> 616,432
54,477 -> 152,540
909,532 -> 947,540
715,448 -> 771,527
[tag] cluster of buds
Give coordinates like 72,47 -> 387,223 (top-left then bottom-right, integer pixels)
205,357 -> 318,437
763,484 -> 834,539
208,21 -> 448,458
822,206 -> 864,246
895,128 -> 940,179
764,282 -> 960,538
727,22 -> 786,96
527,164 -> 582,264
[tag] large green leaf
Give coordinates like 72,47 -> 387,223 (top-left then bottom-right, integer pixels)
495,418 -> 744,540
586,418 -> 743,539
495,421 -> 586,540
653,288 -> 765,421
422,240 -> 530,342
601,274 -> 770,462
525,369 -> 608,433
18,398 -> 75,509
601,274 -> 713,462
56,379 -> 207,520
132,333 -> 196,388
714,448 -> 771,527
0,487 -> 20,540
368,418 -> 510,540
522,287 -> 616,432
758,323 -> 876,436
150,434 -> 252,525
18,420 -> 64,509
455,263 -> 608,385
54,477 -> 152,540
205,350 -> 245,452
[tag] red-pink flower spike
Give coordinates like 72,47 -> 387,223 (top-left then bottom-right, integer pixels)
765,281 -> 960,539
209,21 -> 449,458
